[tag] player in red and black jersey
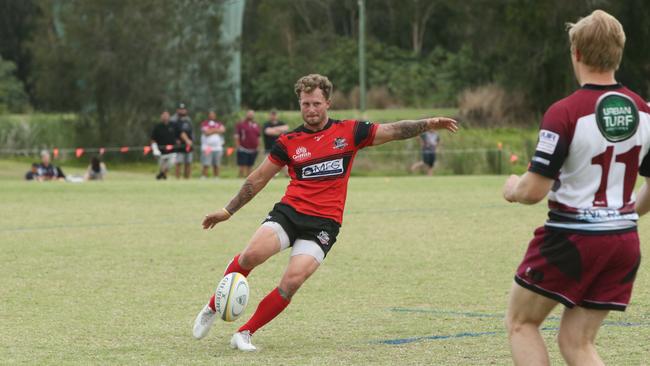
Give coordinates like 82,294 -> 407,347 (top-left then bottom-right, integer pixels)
502,10 -> 650,365
192,74 -> 458,351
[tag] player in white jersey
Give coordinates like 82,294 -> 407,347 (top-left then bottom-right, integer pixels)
502,10 -> 650,366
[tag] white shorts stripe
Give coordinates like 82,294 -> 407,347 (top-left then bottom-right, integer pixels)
291,239 -> 325,264
261,221 -> 290,250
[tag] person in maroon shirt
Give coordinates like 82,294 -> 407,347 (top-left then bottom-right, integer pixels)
234,110 -> 261,177
192,74 -> 458,351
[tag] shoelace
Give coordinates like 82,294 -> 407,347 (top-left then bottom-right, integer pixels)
201,309 -> 214,324
241,331 -> 252,344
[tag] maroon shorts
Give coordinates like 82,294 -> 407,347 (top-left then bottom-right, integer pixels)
515,226 -> 641,311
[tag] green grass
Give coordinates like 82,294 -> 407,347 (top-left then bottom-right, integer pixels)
2,170 -> 649,364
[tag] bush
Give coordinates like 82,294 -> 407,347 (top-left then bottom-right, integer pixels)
331,90 -> 351,110
367,86 -> 398,109
457,84 -> 531,127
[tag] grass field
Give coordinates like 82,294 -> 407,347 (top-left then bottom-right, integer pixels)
1,169 -> 649,365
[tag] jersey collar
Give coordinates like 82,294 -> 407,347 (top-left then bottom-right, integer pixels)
296,118 -> 334,134
581,83 -> 623,90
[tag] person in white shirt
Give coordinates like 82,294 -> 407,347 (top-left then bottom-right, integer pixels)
200,111 -> 226,178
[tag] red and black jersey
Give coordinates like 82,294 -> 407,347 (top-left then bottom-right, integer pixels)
268,119 -> 378,224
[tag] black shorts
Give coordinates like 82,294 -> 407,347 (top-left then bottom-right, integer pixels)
423,151 -> 436,167
263,202 -> 341,257
237,150 -> 258,167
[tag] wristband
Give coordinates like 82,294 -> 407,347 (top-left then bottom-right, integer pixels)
222,207 -> 233,217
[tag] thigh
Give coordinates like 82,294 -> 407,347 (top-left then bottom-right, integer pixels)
236,150 -> 246,165
200,150 -> 210,166
176,152 -> 185,164
507,281 -> 558,325
423,151 -> 434,167
559,306 -> 608,342
241,225 -> 283,263
279,253 -> 321,297
245,151 -> 257,166
515,227 -> 584,307
214,151 -> 223,166
580,231 -> 640,311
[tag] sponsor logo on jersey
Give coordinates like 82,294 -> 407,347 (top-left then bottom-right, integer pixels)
595,92 -> 639,142
314,135 -> 324,142
536,129 -> 559,155
301,158 -> 344,178
292,146 -> 312,161
317,231 -> 330,245
333,137 -> 348,149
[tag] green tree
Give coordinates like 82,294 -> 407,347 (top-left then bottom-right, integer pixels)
29,0 -> 230,146
0,55 -> 29,113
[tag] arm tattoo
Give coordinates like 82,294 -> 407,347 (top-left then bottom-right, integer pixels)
225,179 -> 255,214
388,119 -> 429,140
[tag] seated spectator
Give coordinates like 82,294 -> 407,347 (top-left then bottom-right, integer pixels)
84,156 -> 107,181
37,150 -> 65,181
25,163 -> 40,181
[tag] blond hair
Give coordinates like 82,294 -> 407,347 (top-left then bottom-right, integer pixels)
567,10 -> 625,71
294,74 -> 333,101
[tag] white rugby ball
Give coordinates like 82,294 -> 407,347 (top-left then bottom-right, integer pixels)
215,272 -> 249,322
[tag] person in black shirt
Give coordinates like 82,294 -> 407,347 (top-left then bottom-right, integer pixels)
37,150 -> 65,181
151,111 -> 177,180
170,102 -> 194,179
262,110 -> 289,154
262,110 -> 289,177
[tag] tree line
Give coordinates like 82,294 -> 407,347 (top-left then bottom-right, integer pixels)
0,0 -> 649,144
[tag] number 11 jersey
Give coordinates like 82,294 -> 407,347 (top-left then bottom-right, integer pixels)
529,83 -> 650,233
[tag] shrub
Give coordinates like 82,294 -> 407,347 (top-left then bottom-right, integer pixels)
331,90 -> 351,110
367,86 -> 398,109
457,84 -> 531,127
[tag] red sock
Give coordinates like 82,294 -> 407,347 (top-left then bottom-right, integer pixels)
223,254 -> 251,277
208,254 -> 252,311
238,287 -> 290,334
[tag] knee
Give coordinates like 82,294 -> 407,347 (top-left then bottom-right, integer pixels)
505,316 -> 522,336
279,272 -> 309,299
239,249 -> 266,269
504,314 -> 539,338
557,329 -> 592,355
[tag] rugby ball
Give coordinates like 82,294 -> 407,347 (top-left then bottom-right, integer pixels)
214,272 -> 249,322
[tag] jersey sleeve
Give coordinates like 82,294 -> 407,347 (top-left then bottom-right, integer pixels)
353,120 -> 378,149
528,103 -> 571,179
268,138 -> 290,166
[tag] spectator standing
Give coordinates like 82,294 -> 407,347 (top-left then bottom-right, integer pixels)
151,111 -> 177,180
200,111 -> 226,179
171,102 -> 194,179
234,110 -> 260,178
262,110 -> 289,154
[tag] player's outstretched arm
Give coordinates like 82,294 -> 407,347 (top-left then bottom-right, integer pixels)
502,172 -> 554,205
202,158 -> 282,229
635,177 -> 650,216
371,117 -> 458,146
